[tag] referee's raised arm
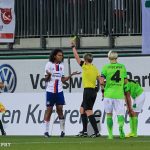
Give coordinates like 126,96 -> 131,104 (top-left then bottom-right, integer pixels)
71,41 -> 81,65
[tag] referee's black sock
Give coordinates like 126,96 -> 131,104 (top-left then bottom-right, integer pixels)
88,115 -> 99,134
0,120 -> 5,135
81,114 -> 88,132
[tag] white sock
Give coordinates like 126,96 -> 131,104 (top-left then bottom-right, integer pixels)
44,120 -> 50,133
59,119 -> 65,133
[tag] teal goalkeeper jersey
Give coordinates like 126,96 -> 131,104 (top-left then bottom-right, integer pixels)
101,63 -> 127,99
124,79 -> 144,99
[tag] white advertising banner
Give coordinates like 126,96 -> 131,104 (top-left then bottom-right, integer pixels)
142,0 -> 150,54
0,59 -> 69,93
0,56 -> 150,93
0,92 -> 150,136
0,0 -> 15,43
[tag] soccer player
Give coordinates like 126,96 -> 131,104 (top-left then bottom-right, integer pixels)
71,41 -> 101,138
44,49 -> 80,138
124,79 -> 145,137
0,82 -> 6,136
100,50 -> 128,139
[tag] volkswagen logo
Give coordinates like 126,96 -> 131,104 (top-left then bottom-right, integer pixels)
0,64 -> 17,93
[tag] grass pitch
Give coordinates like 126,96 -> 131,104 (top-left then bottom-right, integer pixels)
0,136 -> 150,150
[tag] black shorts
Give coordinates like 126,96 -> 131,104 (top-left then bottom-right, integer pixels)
81,88 -> 97,110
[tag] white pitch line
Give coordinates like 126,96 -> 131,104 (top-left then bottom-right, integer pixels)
8,141 -> 94,145
5,140 -> 150,145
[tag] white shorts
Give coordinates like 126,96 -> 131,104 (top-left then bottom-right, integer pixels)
132,92 -> 145,112
104,98 -> 125,115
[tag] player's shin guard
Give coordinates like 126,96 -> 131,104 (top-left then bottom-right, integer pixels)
117,115 -> 125,138
81,114 -> 88,132
107,116 -> 113,139
59,117 -> 65,133
88,115 -> 99,134
132,117 -> 138,137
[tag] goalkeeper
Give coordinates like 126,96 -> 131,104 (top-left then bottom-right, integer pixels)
124,79 -> 145,137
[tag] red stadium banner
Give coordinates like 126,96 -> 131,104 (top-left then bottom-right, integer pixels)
0,0 -> 15,43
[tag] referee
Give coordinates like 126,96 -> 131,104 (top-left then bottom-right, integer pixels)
71,41 -> 101,137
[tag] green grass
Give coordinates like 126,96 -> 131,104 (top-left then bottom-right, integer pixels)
0,136 -> 150,150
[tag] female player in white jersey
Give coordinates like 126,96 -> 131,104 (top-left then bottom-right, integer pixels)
43,49 -> 79,138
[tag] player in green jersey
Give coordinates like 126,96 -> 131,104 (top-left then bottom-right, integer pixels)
100,51 -> 128,139
124,79 -> 145,137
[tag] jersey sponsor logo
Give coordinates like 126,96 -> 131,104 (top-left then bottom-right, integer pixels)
108,66 -> 123,69
0,64 -> 17,93
52,73 -> 62,78
0,8 -> 12,24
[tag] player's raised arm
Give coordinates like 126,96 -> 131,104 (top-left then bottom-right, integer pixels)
71,40 -> 81,65
61,71 -> 81,83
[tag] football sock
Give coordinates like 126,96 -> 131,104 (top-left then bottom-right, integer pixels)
129,117 -> 134,134
59,117 -> 65,133
117,115 -> 125,128
107,116 -> 113,137
81,114 -> 88,132
117,115 -> 125,138
132,117 -> 138,136
44,120 -> 50,133
88,115 -> 99,133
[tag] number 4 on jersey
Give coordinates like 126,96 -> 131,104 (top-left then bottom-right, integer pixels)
111,70 -> 121,82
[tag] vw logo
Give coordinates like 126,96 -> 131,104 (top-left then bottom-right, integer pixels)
0,64 -> 17,93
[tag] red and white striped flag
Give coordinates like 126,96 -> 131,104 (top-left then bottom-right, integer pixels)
0,0 -> 15,43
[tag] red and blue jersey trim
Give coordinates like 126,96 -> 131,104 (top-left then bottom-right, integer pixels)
54,64 -> 59,93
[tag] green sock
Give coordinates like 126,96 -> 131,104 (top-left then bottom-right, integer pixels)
132,117 -> 138,136
129,117 -> 134,134
117,115 -> 125,138
107,116 -> 113,137
117,115 -> 125,128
